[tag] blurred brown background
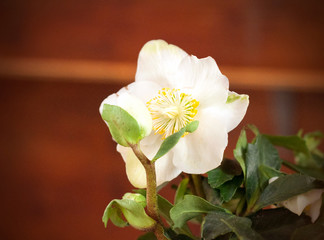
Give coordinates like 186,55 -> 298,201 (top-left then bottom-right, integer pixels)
0,0 -> 324,239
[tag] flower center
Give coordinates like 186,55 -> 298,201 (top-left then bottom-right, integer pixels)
147,88 -> 199,139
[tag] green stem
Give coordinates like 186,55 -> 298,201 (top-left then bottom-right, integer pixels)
190,174 -> 206,199
130,144 -> 167,240
282,159 -> 299,172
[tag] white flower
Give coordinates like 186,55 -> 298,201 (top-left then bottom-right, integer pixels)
269,177 -> 324,222
281,189 -> 324,222
100,40 -> 249,188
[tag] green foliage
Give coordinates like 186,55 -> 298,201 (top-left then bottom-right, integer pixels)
102,197 -> 156,230
264,134 -> 309,156
101,104 -> 142,146
282,159 -> 324,181
174,178 -> 190,204
219,176 -> 243,202
253,174 -> 324,211
233,129 -> 248,178
245,135 -> 281,209
170,195 -> 228,229
102,124 -> 324,240
249,208 -> 312,239
208,168 -> 235,189
295,131 -> 324,168
202,212 -> 263,240
152,121 -> 199,161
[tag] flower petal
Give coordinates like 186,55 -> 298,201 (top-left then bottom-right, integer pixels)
117,134 -> 182,188
117,144 -> 147,188
176,55 -> 229,109
282,189 -> 324,218
306,195 -> 322,222
172,108 -> 228,173
135,40 -> 188,87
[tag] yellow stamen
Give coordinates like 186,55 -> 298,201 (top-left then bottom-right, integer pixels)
146,88 -> 199,139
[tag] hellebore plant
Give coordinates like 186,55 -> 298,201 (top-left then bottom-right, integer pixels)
100,40 -> 324,240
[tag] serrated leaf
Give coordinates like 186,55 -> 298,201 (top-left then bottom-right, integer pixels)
102,198 -> 156,230
245,135 -> 281,209
101,104 -> 141,146
208,168 -> 235,189
202,212 -> 263,240
253,174 -> 324,211
219,175 -> 244,202
283,159 -> 324,181
152,121 -> 199,161
264,134 -> 309,156
170,195 -> 227,228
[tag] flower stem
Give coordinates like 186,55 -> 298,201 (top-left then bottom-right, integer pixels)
190,174 -> 206,199
130,144 -> 167,240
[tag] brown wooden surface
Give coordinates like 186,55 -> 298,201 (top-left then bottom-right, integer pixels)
1,0 -> 324,69
1,1 -> 324,239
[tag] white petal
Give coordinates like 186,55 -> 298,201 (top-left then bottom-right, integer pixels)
176,55 -> 229,109
117,134 -> 182,188
135,40 -> 188,87
306,196 -> 322,222
223,91 -> 249,132
141,133 -> 182,186
283,189 -> 324,217
172,108 -> 228,173
123,81 -> 162,104
117,144 -> 147,188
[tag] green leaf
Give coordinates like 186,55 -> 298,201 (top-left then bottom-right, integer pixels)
245,135 -> 281,209
295,131 -> 324,168
101,104 -> 141,146
253,174 -> 324,211
248,124 -> 260,136
102,198 -> 156,230
219,175 -> 244,202
202,212 -> 263,240
170,195 -> 227,228
152,121 -> 199,161
202,178 -> 223,205
233,129 -> 248,178
164,228 -> 194,240
135,189 -> 195,238
208,168 -> 235,189
175,178 -> 190,205
283,159 -> 324,181
264,134 -> 309,156
249,208 -> 311,240
258,165 -> 284,187
138,232 -> 157,240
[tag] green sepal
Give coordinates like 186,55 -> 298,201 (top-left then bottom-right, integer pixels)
152,121 -> 199,161
101,104 -> 142,146
102,197 -> 156,230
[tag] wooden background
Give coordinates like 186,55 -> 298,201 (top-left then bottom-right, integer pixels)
1,1 -> 324,239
